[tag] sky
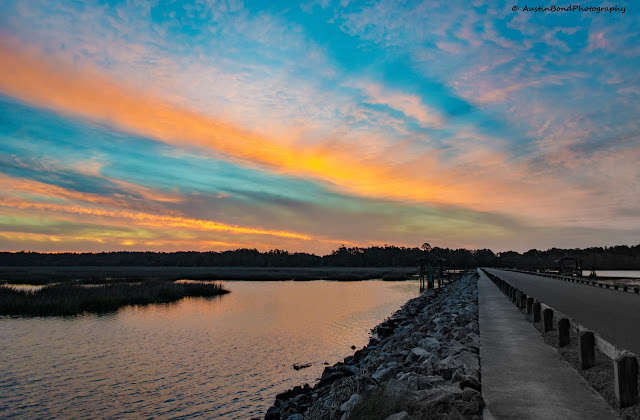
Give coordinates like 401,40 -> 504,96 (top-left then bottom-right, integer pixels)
0,0 -> 638,254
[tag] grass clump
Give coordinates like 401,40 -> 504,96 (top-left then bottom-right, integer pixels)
0,280 -> 229,316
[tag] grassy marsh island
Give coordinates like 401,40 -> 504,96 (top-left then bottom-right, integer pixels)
0,280 -> 229,316
0,266 -> 418,317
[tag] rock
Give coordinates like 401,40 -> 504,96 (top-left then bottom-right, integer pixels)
418,359 -> 434,375
455,400 -> 483,416
339,393 -> 362,412
276,384 -> 310,401
421,375 -> 446,388
412,386 -> 459,412
398,372 -> 446,391
461,387 -> 482,402
444,340 -> 466,357
466,321 -> 479,331
376,325 -> 395,339
451,367 -> 465,383
406,347 -> 430,364
265,406 -> 280,420
281,407 -> 297,419
322,397 -> 335,409
291,393 -> 310,405
453,329 -> 469,341
434,356 -> 457,379
318,365 -> 354,387
396,372 -> 423,390
444,408 -> 466,420
384,411 -> 410,420
363,384 -> 378,393
460,375 -> 481,392
353,347 -> 369,362
455,352 -> 480,373
394,326 -> 409,336
383,379 -> 409,400
372,366 -> 397,384
419,336 -> 441,350
263,273 -> 482,420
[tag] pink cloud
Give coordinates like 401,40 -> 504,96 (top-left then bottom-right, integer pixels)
358,82 -> 444,128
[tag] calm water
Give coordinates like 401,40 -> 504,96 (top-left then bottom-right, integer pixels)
581,270 -> 640,278
0,280 -> 420,419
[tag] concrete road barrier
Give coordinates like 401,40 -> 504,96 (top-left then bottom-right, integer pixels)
615,355 -> 639,408
558,318 -> 570,347
580,331 -> 596,370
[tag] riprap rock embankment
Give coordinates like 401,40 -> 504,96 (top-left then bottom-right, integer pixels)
265,272 -> 483,420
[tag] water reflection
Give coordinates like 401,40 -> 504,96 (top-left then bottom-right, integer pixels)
0,280 -> 419,419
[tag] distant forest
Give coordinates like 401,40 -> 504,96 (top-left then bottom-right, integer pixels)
1,244 -> 640,270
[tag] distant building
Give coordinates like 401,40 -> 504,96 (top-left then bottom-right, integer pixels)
557,256 -> 582,276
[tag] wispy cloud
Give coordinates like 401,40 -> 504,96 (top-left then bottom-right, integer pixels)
2,37 -> 638,230
357,82 -> 444,128
0,0 -> 638,252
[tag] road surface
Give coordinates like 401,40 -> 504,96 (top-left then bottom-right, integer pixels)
478,270 -> 618,419
485,268 -> 640,355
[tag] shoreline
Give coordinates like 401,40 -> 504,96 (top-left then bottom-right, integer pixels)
0,266 -> 419,284
263,271 -> 483,420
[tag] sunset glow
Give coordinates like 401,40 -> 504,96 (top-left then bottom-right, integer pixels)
1,1 -> 638,253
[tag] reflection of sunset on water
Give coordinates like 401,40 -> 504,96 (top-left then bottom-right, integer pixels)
0,280 -> 419,418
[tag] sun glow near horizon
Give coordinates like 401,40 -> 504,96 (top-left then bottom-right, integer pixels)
0,1 -> 639,254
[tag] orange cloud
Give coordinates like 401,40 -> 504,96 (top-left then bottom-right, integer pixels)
0,37 -> 488,209
0,173 -> 182,215
0,37 -> 615,227
0,196 -> 312,240
0,230 -> 106,244
0,230 -> 258,252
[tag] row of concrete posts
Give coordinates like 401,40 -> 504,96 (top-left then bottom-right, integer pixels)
482,269 -> 639,409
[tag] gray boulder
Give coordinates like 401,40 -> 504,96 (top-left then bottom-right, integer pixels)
372,366 -> 397,384
418,336 -> 441,350
406,347 -> 430,364
340,393 -> 362,412
383,379 -> 409,400
384,411 -> 410,420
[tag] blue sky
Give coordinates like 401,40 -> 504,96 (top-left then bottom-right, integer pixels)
0,0 -> 638,253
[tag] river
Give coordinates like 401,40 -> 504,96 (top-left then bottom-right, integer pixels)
580,270 -> 640,278
0,279 -> 420,419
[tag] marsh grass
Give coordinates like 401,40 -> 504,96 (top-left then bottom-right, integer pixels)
0,280 -> 229,316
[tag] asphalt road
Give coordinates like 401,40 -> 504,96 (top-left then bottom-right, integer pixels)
478,271 -> 618,420
485,268 -> 640,356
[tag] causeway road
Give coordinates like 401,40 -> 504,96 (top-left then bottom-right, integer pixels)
485,268 -> 640,355
478,270 -> 618,419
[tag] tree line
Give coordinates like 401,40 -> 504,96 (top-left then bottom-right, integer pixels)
1,244 -> 639,270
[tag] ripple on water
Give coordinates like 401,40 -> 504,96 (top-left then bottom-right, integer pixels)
0,280 -> 420,418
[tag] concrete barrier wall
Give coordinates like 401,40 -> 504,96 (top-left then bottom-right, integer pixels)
501,268 -> 640,295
